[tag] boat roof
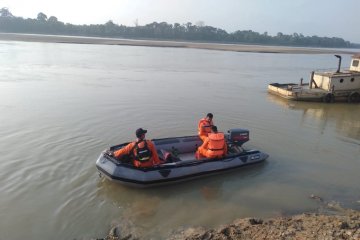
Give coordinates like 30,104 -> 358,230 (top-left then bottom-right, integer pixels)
315,70 -> 360,77
352,53 -> 360,59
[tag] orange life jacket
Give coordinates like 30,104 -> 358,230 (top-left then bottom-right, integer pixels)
207,132 -> 225,155
198,118 -> 212,135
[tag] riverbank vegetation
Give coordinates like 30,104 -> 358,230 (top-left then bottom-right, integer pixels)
1,7 -> 359,49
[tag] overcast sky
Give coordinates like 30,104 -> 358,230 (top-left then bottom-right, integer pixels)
2,0 -> 360,43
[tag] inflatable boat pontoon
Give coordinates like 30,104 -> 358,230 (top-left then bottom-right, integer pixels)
96,128 -> 268,187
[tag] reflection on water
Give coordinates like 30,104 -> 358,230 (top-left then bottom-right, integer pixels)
0,41 -> 359,240
268,94 -> 360,142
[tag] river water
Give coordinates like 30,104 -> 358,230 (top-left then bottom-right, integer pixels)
0,41 -> 359,239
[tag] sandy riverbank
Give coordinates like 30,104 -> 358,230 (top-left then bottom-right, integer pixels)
0,33 -> 358,55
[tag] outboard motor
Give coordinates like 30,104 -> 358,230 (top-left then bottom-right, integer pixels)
227,128 -> 249,146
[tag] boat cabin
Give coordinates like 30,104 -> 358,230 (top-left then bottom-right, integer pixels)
311,54 -> 360,91
350,53 -> 360,72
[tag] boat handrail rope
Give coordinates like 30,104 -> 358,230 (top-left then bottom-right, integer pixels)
313,67 -> 347,73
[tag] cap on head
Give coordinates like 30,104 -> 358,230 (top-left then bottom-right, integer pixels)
206,113 -> 213,119
136,128 -> 147,138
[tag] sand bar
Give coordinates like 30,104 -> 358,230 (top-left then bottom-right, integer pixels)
1,32 -> 359,54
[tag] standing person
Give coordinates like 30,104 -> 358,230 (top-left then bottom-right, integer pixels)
113,128 -> 161,168
198,113 -> 214,141
196,125 -> 227,159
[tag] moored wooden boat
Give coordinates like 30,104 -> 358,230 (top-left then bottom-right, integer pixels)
268,54 -> 360,103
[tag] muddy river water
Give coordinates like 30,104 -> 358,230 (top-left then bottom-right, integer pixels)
0,41 -> 359,239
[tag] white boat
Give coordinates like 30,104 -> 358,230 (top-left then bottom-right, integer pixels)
268,54 -> 360,103
96,129 -> 268,187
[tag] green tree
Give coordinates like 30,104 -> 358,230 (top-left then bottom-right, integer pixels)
48,16 -> 58,22
0,7 -> 13,17
37,12 -> 47,21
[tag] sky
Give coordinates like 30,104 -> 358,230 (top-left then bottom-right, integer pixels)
1,0 -> 360,43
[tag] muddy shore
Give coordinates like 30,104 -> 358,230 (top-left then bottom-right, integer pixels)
102,200 -> 360,240
0,33 -> 358,55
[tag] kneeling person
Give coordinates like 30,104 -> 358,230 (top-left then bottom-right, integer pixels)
113,128 -> 161,168
197,126 -> 227,159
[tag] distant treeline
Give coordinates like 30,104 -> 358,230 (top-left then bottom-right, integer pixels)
1,8 -> 359,48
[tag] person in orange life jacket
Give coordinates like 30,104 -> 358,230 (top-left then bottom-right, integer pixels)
198,113 -> 214,141
196,125 -> 227,159
113,128 -> 161,168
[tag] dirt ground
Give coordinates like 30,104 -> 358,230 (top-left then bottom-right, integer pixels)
102,199 -> 360,240
167,210 -> 360,240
